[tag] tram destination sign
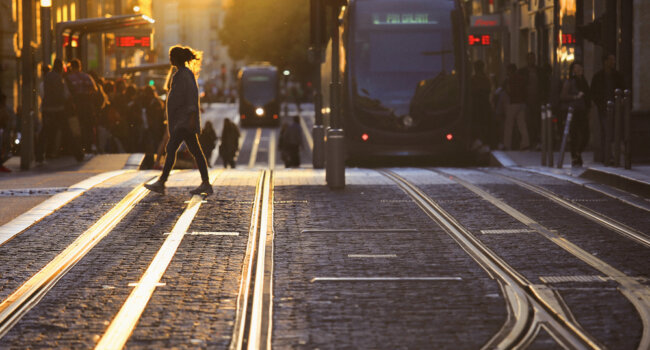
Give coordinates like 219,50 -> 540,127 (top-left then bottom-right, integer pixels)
372,13 -> 438,25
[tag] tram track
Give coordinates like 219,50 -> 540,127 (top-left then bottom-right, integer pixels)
429,168 -> 650,350
0,175 -> 158,339
230,170 -> 274,350
481,169 -> 650,248
380,169 -> 603,349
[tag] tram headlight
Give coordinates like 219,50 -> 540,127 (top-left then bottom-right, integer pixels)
255,107 -> 264,116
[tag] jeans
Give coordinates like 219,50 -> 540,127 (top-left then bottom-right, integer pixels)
160,128 -> 209,183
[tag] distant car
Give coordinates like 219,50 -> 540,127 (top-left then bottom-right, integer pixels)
238,64 -> 280,127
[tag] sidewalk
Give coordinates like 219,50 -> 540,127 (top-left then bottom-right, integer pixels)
0,154 -> 142,226
490,150 -> 650,199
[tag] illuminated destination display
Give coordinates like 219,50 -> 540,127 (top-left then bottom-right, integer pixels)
468,34 -> 491,46
560,33 -> 575,44
116,36 -> 151,48
372,13 -> 438,25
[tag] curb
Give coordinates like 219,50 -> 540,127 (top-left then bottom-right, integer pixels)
580,167 -> 650,200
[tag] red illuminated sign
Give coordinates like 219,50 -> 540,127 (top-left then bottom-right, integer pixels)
116,36 -> 151,48
468,34 -> 491,46
560,34 -> 576,44
474,18 -> 498,27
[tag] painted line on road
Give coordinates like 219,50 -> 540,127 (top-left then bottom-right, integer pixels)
0,170 -> 132,247
269,128 -> 277,170
298,115 -> 313,151
0,173 -> 156,338
310,277 -> 462,282
480,229 -> 537,234
162,231 -> 240,236
301,229 -> 418,234
248,128 -> 262,169
347,254 -> 397,258
95,171 -> 221,350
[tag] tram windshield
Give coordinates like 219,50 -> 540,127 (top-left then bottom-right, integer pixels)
353,0 -> 458,121
241,72 -> 277,103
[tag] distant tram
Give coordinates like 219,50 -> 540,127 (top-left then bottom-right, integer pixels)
238,64 -> 281,127
322,0 -> 470,160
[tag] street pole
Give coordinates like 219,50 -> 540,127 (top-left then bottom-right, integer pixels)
41,1 -> 52,66
311,0 -> 325,169
20,0 -> 35,170
326,2 -> 344,189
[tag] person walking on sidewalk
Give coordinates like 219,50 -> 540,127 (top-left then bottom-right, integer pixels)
503,64 -> 530,150
219,118 -> 240,168
145,45 -> 212,196
561,61 -> 591,167
591,53 -> 623,163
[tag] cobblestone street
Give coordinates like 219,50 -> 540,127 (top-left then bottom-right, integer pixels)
0,163 -> 648,349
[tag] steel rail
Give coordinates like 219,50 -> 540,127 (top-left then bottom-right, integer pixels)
229,170 -> 266,350
434,168 -> 650,350
0,169 -> 133,247
380,170 -> 602,350
484,169 -> 650,248
247,170 -> 274,350
0,175 -> 157,339
95,171 -> 222,350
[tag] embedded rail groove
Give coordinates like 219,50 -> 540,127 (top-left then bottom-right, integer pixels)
433,168 -> 650,350
484,169 -> 650,248
0,176 -> 157,339
379,169 -> 602,350
230,170 -> 274,350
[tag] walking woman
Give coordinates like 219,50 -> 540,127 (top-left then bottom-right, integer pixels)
145,45 -> 212,195
561,61 -> 591,167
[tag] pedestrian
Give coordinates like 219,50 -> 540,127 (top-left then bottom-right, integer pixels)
219,118 -> 240,168
523,53 -> 548,149
590,53 -> 623,163
283,116 -> 302,167
145,45 -> 213,195
503,64 -> 530,150
470,60 -> 492,152
66,59 -> 98,154
199,121 -> 218,165
561,61 -> 591,167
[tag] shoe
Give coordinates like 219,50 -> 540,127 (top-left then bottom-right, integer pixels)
190,181 -> 213,196
145,180 -> 166,194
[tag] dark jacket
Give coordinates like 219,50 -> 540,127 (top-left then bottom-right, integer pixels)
166,66 -> 200,134
506,71 -> 527,104
590,69 -> 623,111
42,71 -> 67,112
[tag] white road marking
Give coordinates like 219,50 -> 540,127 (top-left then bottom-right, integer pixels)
269,128 -> 277,170
310,277 -> 462,282
162,231 -> 239,236
95,172 -> 220,350
347,254 -> 397,258
298,115 -> 313,151
248,128 -> 262,168
480,229 -> 537,234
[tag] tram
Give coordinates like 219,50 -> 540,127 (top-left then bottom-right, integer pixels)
322,0 -> 470,160
238,64 -> 281,127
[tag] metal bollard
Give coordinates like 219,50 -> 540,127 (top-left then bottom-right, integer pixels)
541,104 -> 547,166
614,89 -> 623,166
557,106 -> 573,168
623,89 -> 632,169
546,103 -> 554,167
605,100 -> 614,166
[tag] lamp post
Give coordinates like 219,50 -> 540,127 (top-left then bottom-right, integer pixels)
325,1 -> 345,189
41,0 -> 52,66
20,0 -> 34,169
310,0 -> 325,169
